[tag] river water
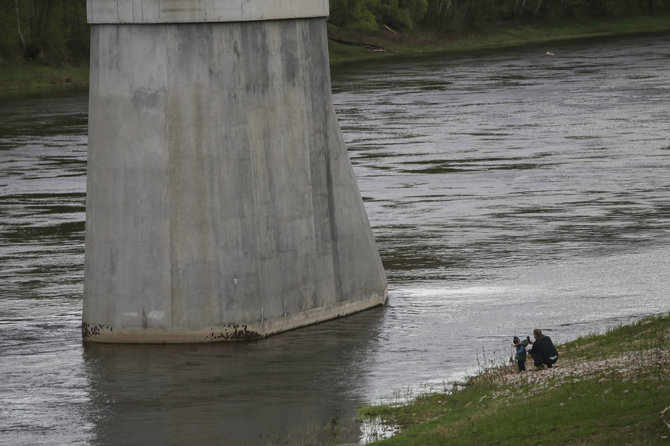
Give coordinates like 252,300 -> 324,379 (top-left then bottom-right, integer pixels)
1,33 -> 669,445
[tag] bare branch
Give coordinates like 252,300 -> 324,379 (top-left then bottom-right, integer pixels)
15,0 -> 26,51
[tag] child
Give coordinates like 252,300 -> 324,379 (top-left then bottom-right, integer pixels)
512,336 -> 530,372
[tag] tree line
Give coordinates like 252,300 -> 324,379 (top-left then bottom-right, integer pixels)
0,0 -> 87,64
330,0 -> 670,32
1,0 -> 670,64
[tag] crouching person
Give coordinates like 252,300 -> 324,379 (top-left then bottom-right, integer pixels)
529,328 -> 558,369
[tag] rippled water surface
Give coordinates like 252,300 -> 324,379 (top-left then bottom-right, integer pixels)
1,34 -> 670,445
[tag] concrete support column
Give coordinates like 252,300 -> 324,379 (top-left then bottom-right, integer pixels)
83,0 -> 387,342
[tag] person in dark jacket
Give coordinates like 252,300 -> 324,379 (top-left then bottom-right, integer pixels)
529,328 -> 558,369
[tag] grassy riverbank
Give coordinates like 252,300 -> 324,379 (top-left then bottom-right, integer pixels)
0,62 -> 88,93
2,14 -> 670,93
359,312 -> 670,445
328,14 -> 670,64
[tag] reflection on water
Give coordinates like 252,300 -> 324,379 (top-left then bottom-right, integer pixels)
1,33 -> 670,444
83,307 -> 385,445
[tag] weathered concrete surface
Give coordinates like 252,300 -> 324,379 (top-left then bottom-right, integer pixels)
83,15 -> 388,342
87,0 -> 329,23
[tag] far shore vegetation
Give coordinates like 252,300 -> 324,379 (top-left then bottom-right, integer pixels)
2,0 -> 670,92
359,312 -> 670,445
327,14 -> 670,64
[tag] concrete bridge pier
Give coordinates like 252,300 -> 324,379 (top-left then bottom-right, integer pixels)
83,0 -> 387,342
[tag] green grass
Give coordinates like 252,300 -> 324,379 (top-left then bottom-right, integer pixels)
564,314 -> 670,361
360,312 -> 670,445
0,61 -> 88,92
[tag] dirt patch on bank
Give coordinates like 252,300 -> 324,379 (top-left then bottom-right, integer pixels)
496,348 -> 670,388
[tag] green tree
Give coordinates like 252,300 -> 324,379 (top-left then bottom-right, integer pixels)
329,0 -> 428,31
0,0 -> 88,63
330,0 -> 379,30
